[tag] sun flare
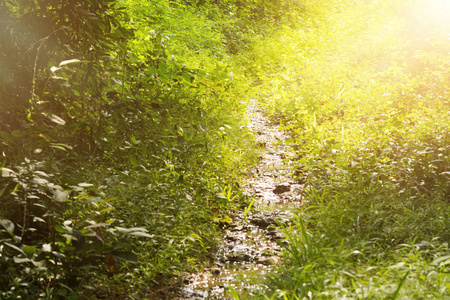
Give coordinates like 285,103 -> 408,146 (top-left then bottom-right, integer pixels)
414,0 -> 450,31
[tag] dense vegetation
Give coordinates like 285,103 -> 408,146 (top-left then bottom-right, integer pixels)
0,0 -> 266,298
1,0 -> 449,299
243,0 -> 450,298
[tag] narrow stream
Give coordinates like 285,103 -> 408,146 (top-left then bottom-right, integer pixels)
177,99 -> 302,299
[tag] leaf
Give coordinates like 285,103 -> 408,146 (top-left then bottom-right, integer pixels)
0,219 -> 15,233
226,286 -> 241,300
159,75 -> 170,84
53,190 -> 70,202
84,197 -> 102,203
39,134 -> 53,142
85,223 -> 111,229
50,66 -> 61,72
158,62 -> 167,73
4,242 -> 25,255
13,256 -> 31,264
56,289 -> 68,297
50,143 -> 72,151
78,183 -> 94,187
52,251 -> 66,259
129,231 -> 155,238
22,245 -> 36,255
42,243 -> 52,252
0,184 -> 8,197
31,259 -> 47,268
107,254 -> 117,274
1,167 -> 16,178
98,197 -> 116,206
112,251 -> 138,262
59,59 -> 81,66
34,171 -> 49,177
55,224 -> 70,233
42,113 -> 66,125
215,193 -> 228,200
33,216 -> 46,223
391,270 -> 409,300
432,255 -> 450,266
115,226 -> 148,233
131,136 -> 140,144
33,177 -> 49,185
182,72 -> 192,83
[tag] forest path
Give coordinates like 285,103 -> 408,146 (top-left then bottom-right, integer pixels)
177,99 -> 303,299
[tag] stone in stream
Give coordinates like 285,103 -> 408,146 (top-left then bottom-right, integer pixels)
212,268 -> 221,275
257,256 -> 280,266
226,253 -> 252,262
178,287 -> 207,300
269,231 -> 285,241
250,216 -> 276,229
250,214 -> 293,229
273,183 -> 291,194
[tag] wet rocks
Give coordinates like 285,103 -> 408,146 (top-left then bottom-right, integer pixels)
257,256 -> 280,266
226,252 -> 252,263
268,231 -> 285,241
178,287 -> 207,300
273,183 -> 291,194
212,269 -> 221,275
249,213 -> 292,229
249,216 -> 275,229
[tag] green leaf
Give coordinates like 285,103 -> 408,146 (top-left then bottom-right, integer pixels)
131,136 -> 140,144
182,72 -> 192,83
226,286 -> 241,300
0,184 -> 7,197
159,75 -> 170,84
158,62 -> 167,73
22,245 -> 37,255
113,251 -> 138,262
55,224 -> 70,233
56,289 -> 68,296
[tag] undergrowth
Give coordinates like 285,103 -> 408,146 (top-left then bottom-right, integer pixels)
0,0 -> 266,297
1,0 -> 448,298
238,0 -> 450,298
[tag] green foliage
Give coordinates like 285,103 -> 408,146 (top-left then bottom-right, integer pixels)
238,0 -> 450,298
4,0 -> 447,297
0,0 -> 261,297
0,160 -> 141,298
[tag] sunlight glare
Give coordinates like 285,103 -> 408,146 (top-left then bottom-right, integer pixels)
415,0 -> 450,32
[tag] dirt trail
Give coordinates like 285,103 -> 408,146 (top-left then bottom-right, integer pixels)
177,99 -> 303,299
